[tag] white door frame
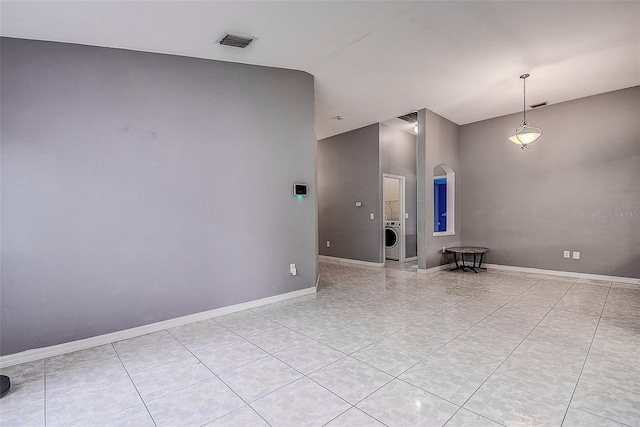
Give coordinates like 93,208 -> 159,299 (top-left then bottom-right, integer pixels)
383,173 -> 406,263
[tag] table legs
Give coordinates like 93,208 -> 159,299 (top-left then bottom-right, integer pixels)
449,252 -> 487,273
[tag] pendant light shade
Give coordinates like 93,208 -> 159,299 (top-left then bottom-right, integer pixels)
509,74 -> 542,149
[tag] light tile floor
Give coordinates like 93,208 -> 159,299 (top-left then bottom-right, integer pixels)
1,261 -> 639,426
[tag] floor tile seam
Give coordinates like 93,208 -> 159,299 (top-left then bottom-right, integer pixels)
386,318 -> 491,381
303,371 -> 366,407
259,317 -> 368,355
442,407 -> 508,427
320,407 -> 385,427
306,363 -> 394,407
242,333 -> 317,356
108,341 -> 158,427
600,313 -> 640,323
462,377 -> 570,408
159,377 -> 247,427
133,365 -> 218,402
429,292 -> 534,362
44,346 -> 142,396
601,304 -> 640,314
48,400 -> 151,427
278,352 -> 351,377
316,407 -> 352,427
167,322 -> 264,360
375,296 -> 475,340
456,282 -> 579,412
0,392 -> 46,414
553,306 -> 608,319
218,323 -> 286,340
200,351 -> 272,377
213,405 -> 273,427
576,375 -> 640,397
318,296 -> 476,357
394,376 -> 466,409
485,370 -> 575,407
0,401 -> 43,425
206,367 -> 259,413
121,352 -> 199,377
559,284 -> 613,426
232,374 -> 312,406
563,406 -> 635,427
582,352 -> 640,376
40,355 -> 48,427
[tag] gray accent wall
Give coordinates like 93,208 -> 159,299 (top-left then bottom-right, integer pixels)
0,38 -> 318,355
380,124 -> 417,258
460,86 -> 640,278
318,124 -> 382,263
423,110 -> 461,269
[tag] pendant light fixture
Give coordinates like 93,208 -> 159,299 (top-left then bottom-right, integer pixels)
508,74 -> 543,149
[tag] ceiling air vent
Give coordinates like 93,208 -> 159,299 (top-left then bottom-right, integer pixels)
219,34 -> 254,49
397,112 -> 418,123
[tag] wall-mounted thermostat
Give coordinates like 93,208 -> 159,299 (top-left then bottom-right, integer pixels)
293,183 -> 308,197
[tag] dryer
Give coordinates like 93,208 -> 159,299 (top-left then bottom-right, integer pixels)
385,221 -> 401,260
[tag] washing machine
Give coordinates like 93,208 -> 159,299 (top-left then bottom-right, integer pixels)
385,221 -> 401,260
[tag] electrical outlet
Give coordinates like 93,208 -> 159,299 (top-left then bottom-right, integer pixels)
564,251 -> 570,258
572,251 -> 580,260
370,213 -> 375,220
326,241 -> 330,247
289,263 -> 297,276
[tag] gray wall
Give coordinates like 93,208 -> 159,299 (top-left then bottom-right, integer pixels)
423,110 -> 461,269
0,38 -> 317,355
460,86 -> 640,278
318,124 -> 382,263
380,124 -> 417,258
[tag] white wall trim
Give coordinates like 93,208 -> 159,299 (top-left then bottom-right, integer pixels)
0,286 -> 317,368
485,263 -> 640,285
319,255 -> 384,268
404,256 -> 418,262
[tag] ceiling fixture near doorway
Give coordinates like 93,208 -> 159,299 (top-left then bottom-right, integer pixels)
508,74 -> 543,149
398,112 -> 418,134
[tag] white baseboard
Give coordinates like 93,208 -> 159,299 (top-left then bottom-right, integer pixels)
404,256 -> 418,262
319,255 -> 384,268
0,286 -> 317,368
485,264 -> 640,285
417,261 -> 639,285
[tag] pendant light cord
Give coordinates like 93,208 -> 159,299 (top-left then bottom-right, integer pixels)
522,75 -> 527,124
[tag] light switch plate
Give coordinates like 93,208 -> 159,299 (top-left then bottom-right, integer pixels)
572,251 -> 580,260
370,213 -> 375,220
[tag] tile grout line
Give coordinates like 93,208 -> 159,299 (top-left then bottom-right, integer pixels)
163,327 -> 275,426
43,357 -> 47,427
402,271 -> 544,425
559,282 -> 614,427
111,342 -> 159,427
439,275 -> 571,425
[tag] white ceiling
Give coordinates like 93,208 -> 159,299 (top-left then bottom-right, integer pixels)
2,1 -> 639,139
